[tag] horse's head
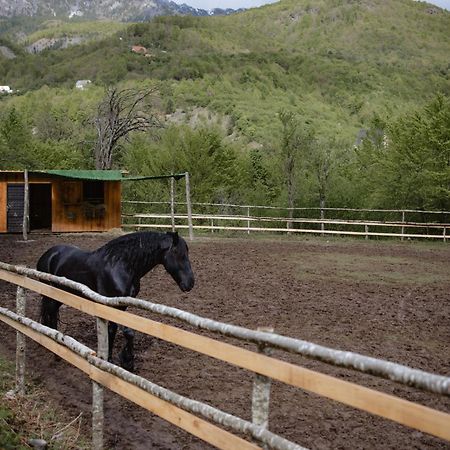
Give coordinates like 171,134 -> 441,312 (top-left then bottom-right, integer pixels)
162,232 -> 195,292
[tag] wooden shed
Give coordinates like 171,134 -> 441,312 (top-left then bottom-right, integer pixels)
0,170 -> 123,233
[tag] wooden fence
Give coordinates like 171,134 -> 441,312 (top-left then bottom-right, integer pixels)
0,262 -> 449,450
121,201 -> 449,241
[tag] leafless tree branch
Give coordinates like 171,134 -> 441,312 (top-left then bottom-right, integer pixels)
93,87 -> 161,170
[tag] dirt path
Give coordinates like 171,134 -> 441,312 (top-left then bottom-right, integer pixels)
0,232 -> 449,449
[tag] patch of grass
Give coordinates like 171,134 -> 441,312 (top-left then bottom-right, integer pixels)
291,252 -> 450,286
0,355 -> 89,449
25,19 -> 127,43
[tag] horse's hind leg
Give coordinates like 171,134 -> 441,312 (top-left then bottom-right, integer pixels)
40,296 -> 61,329
108,321 -> 118,362
119,327 -> 135,372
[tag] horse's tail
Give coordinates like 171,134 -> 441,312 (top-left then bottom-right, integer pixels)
37,248 -> 61,329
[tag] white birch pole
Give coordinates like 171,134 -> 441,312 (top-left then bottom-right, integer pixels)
15,286 -> 26,395
252,327 -> 273,449
185,172 -> 194,241
92,318 -> 108,450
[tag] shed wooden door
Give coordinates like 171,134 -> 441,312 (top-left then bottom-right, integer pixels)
7,184 -> 24,233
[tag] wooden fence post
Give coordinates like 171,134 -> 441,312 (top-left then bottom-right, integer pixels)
185,172 -> 194,241
247,207 -> 250,235
22,169 -> 29,242
401,210 -> 405,241
92,318 -> 108,450
15,286 -> 26,395
286,209 -> 292,236
252,327 -> 273,448
170,175 -> 176,232
365,224 -> 369,240
320,205 -> 325,237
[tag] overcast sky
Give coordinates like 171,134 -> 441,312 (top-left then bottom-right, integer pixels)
172,0 -> 450,11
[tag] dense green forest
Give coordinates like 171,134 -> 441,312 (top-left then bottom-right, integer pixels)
0,0 -> 449,210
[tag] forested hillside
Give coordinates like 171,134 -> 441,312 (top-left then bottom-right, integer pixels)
0,0 -> 449,211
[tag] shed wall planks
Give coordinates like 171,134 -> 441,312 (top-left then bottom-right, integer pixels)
0,172 -> 121,233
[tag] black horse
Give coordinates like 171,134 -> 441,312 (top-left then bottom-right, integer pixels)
37,231 -> 194,371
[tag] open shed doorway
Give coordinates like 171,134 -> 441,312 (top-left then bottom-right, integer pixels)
30,183 -> 52,231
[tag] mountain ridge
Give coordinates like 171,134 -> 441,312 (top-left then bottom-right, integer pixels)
0,0 -> 243,21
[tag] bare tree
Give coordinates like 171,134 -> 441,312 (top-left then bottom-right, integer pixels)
93,87 -> 160,170
279,110 -> 314,228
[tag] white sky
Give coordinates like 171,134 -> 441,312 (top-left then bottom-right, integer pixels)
172,0 -> 450,11
425,0 -> 450,8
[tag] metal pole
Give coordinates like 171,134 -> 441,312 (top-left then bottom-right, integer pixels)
15,286 -> 26,395
185,172 -> 194,241
170,175 -> 176,232
92,318 -> 108,450
22,169 -> 29,241
252,326 -> 273,449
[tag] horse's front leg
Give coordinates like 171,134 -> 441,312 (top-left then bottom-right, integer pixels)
41,296 -> 61,329
119,327 -> 135,372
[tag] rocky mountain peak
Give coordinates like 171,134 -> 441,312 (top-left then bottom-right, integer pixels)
0,0 -> 243,20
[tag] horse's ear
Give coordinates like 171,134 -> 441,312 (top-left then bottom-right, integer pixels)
166,231 -> 179,247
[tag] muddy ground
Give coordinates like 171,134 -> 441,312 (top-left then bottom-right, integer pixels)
0,232 -> 449,450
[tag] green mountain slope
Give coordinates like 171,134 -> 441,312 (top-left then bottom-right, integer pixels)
1,0 -> 449,144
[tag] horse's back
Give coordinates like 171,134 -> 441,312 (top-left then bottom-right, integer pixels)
37,244 -> 95,287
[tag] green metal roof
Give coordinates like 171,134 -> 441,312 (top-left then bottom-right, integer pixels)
35,170 -> 124,181
32,170 -> 186,181
123,173 -> 186,181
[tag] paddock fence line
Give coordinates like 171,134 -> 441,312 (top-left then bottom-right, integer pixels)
0,262 -> 449,450
121,201 -> 450,241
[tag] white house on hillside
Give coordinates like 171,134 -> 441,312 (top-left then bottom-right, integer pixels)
0,86 -> 13,94
75,80 -> 91,90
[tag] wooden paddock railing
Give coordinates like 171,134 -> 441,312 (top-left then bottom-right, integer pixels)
0,262 -> 449,450
121,201 -> 449,241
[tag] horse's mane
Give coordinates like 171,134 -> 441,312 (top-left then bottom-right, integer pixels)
95,232 -> 166,274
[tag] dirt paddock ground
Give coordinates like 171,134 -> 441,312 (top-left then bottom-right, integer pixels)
0,232 -> 449,450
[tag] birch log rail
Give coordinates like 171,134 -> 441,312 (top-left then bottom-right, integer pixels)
0,263 -> 448,396
0,262 -> 449,448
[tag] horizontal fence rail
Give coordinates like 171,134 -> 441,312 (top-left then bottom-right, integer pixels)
121,202 -> 449,241
1,263 -> 450,447
122,201 -> 450,215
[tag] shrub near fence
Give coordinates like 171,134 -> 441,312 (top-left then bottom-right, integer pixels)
0,262 -> 449,449
122,201 -> 450,241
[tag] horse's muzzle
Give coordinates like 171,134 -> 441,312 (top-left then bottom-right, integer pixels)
180,277 -> 195,292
